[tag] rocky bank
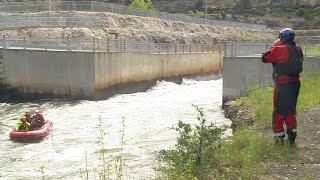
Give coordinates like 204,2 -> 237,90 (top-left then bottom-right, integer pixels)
0,11 -> 276,43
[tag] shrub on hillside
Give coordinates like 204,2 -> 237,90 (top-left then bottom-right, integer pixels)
129,0 -> 155,10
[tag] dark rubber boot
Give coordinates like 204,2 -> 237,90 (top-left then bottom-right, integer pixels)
287,128 -> 297,146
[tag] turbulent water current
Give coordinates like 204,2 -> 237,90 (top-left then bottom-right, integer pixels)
0,76 -> 231,179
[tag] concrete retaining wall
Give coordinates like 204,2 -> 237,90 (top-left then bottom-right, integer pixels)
94,52 -> 222,99
0,49 -> 4,80
95,52 -> 222,88
3,49 -> 95,99
2,49 -> 223,99
223,55 -> 320,105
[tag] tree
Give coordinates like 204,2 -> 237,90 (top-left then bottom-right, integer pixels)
129,0 -> 155,10
146,0 -> 155,9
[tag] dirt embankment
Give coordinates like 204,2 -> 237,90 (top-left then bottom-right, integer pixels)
224,101 -> 320,179
0,11 -> 276,43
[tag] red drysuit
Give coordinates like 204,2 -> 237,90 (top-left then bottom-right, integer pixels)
262,42 -> 303,144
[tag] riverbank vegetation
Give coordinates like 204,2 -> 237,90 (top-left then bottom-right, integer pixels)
158,74 -> 320,179
158,105 -> 292,179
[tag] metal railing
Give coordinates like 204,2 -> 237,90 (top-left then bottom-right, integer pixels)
0,36 -> 224,54
0,16 -> 104,29
2,35 -> 319,56
225,38 -> 320,57
0,1 -> 267,30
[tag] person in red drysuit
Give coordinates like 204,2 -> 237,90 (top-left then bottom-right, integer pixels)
24,109 -> 33,124
262,28 -> 303,146
31,110 -> 46,128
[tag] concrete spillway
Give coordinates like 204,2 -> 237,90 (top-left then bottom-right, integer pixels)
2,48 -> 223,100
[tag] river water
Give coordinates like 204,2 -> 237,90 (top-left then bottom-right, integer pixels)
0,76 -> 231,180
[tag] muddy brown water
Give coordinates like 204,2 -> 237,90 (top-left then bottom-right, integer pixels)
0,76 -> 231,179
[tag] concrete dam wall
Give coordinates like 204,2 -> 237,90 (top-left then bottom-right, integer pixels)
2,49 -> 223,99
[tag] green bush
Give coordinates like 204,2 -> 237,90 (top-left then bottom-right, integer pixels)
158,106 -> 292,179
129,0 -> 155,10
158,105 -> 225,179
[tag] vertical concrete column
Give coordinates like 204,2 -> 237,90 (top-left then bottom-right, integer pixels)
3,35 -> 6,49
93,38 -> 95,52
67,37 -> 71,51
24,37 -> 26,50
182,44 -> 184,53
174,43 -> 177,53
106,38 -> 110,52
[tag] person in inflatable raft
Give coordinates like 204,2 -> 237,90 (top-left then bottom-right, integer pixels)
15,116 -> 31,131
24,109 -> 33,124
31,110 -> 46,128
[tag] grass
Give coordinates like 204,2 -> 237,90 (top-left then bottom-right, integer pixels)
237,84 -> 273,129
305,45 -> 320,57
298,74 -> 320,110
237,74 -> 320,129
216,74 -> 320,179
213,127 -> 293,179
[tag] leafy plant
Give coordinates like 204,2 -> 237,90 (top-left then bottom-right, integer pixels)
80,116 -> 127,179
158,105 -> 225,179
97,116 -> 110,180
129,0 -> 155,10
35,164 -> 46,180
115,117 -> 126,179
